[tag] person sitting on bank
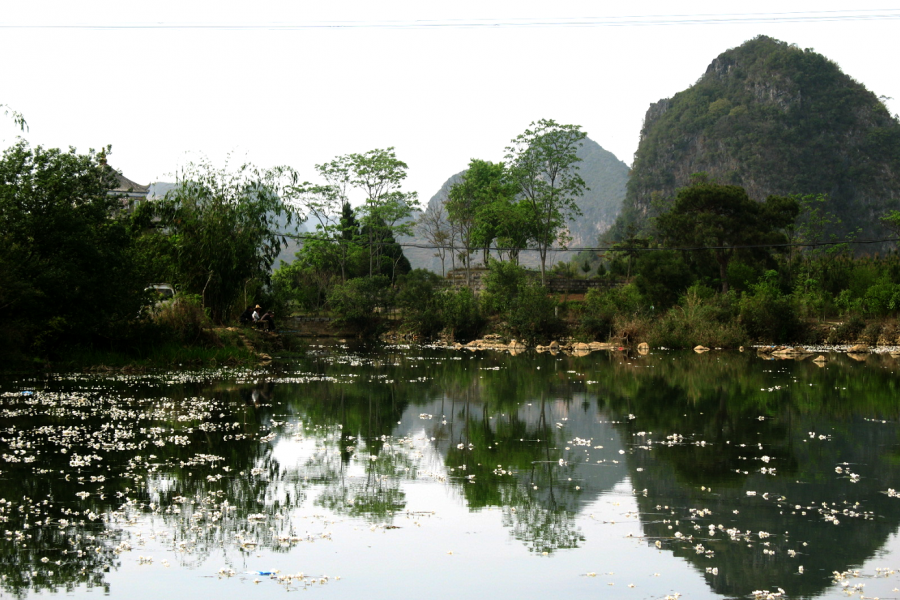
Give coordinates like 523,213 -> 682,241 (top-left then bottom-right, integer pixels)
239,306 -> 254,325
259,311 -> 276,331
251,305 -> 262,323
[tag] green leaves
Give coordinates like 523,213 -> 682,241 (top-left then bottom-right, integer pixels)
0,142 -> 142,354
145,159 -> 299,323
446,159 -> 518,275
310,148 -> 418,281
505,119 -> 588,283
0,104 -> 27,133
655,178 -> 798,293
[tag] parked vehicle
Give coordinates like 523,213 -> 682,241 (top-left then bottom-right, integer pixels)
140,284 -> 176,316
146,284 -> 176,302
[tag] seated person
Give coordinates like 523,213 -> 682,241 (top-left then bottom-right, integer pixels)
259,311 -> 276,331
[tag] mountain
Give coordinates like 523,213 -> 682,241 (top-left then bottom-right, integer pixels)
402,137 -> 630,272
609,35 -> 900,243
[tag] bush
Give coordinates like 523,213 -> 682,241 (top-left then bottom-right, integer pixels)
577,284 -> 645,340
649,288 -> 746,348
271,259 -> 336,314
862,276 -> 900,317
861,321 -> 884,345
826,314 -> 866,344
152,294 -> 211,344
438,288 -> 484,342
633,250 -> 694,309
396,270 -> 443,339
739,271 -> 807,342
327,275 -> 391,338
481,260 -> 530,315
506,284 -> 564,346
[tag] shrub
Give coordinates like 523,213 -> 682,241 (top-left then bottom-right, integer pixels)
152,294 -> 210,344
649,287 -> 746,348
826,314 -> 866,344
861,321 -> 884,345
396,270 -> 443,339
506,283 -> 564,346
862,276 -> 900,317
633,250 -> 694,309
481,260 -> 530,315
577,284 -> 645,340
739,271 -> 807,342
327,275 -> 391,338
438,288 -> 484,342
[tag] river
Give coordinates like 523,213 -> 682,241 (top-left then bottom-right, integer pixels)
1,345 -> 899,599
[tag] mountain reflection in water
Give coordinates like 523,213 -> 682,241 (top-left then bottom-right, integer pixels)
1,346 -> 899,599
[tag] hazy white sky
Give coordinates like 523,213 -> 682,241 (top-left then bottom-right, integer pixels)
3,1 -> 899,205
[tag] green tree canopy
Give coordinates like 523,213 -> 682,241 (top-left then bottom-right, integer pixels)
655,175 -> 798,293
447,159 -> 518,282
505,119 -> 588,284
0,142 -> 142,355
138,159 -> 298,322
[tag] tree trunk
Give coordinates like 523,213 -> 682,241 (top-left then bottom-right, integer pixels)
717,251 -> 729,294
539,247 -> 547,286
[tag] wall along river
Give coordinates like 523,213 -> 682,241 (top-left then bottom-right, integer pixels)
1,344 -> 900,599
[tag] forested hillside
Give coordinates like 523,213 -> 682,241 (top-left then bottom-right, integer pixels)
610,35 -> 900,243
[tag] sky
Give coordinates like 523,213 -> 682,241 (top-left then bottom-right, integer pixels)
3,1 -> 900,206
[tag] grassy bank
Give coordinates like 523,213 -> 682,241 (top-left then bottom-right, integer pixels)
3,299 -> 298,372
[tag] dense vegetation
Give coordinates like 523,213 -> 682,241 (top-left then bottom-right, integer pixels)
0,141 -> 303,364
404,137 -> 629,272
6,58 -> 900,362
610,35 -> 900,245
300,176 -> 900,348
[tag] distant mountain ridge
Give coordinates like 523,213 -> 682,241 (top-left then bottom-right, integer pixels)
402,137 -> 629,272
610,35 -> 900,243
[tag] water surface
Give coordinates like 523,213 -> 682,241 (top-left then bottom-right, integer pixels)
2,346 -> 900,599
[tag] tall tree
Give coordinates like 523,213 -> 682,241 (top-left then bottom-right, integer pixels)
141,159 -> 298,322
505,119 -> 588,284
655,175 -> 798,293
416,201 -> 453,276
345,148 -> 419,278
446,159 -> 513,284
0,142 -> 142,355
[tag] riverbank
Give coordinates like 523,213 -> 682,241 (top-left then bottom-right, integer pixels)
7,326 -> 294,373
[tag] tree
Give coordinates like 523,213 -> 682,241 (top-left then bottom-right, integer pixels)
140,158 -> 298,322
346,148 -> 419,278
1,104 -> 27,132
491,199 -> 534,264
298,149 -> 418,282
447,159 -> 515,284
416,201 -> 453,276
883,210 -> 900,237
0,142 -> 142,355
361,216 -> 412,281
327,275 -> 392,338
609,223 -> 649,280
655,175 -> 798,293
505,119 -> 588,284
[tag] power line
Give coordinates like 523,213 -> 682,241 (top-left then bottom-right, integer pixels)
275,231 -> 900,253
5,9 -> 900,30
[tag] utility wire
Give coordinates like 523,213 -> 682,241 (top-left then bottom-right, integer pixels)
5,9 -> 900,30
274,231 -> 900,253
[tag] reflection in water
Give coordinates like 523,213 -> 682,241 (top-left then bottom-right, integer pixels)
0,348 -> 899,598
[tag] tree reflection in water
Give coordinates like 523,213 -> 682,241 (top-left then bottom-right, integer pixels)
1,348 -> 900,598
600,351 -> 900,598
